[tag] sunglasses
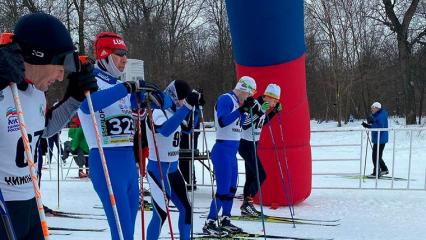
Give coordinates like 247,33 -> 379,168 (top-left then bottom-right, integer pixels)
113,49 -> 128,57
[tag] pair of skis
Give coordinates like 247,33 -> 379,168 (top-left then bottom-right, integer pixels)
200,214 -> 339,227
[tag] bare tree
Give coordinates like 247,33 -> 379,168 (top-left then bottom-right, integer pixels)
378,0 -> 426,124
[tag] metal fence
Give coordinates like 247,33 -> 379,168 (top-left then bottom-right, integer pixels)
41,127 -> 426,191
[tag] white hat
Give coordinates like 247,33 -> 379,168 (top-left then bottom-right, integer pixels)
371,102 -> 381,109
235,76 -> 257,95
264,83 -> 281,100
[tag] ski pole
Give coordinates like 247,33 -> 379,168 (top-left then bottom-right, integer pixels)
84,91 -> 124,240
0,189 -> 16,240
265,116 -> 295,227
135,94 -> 146,240
277,112 -> 295,216
199,106 -> 221,235
249,108 -> 266,239
363,130 -> 369,181
146,98 -> 175,240
9,83 -> 50,240
190,107 -> 195,240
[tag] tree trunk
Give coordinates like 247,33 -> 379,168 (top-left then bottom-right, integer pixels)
398,41 -> 416,124
418,83 -> 425,124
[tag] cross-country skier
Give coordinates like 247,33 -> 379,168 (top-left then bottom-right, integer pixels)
0,12 -> 97,239
239,83 -> 282,216
145,80 -> 202,240
203,76 -> 257,237
77,32 -> 163,240
362,102 -> 389,177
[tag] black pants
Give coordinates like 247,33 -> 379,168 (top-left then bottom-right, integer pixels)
178,132 -> 199,185
238,139 -> 266,198
0,197 -> 44,240
372,143 -> 388,173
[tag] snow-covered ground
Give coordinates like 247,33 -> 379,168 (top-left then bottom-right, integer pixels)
40,118 -> 426,239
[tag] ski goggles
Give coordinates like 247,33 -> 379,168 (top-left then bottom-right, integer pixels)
50,51 -> 81,73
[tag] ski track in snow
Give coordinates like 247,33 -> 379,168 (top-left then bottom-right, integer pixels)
41,119 -> 426,239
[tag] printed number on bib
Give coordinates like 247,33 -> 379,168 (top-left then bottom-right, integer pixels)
172,132 -> 180,147
106,116 -> 134,135
15,130 -> 43,168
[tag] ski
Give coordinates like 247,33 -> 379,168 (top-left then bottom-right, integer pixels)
50,232 -> 72,236
229,215 -> 339,227
341,175 -> 410,181
45,211 -> 107,220
164,232 -> 333,240
249,215 -> 340,223
200,214 -> 340,224
94,203 -> 208,214
46,209 -> 105,217
49,226 -> 107,232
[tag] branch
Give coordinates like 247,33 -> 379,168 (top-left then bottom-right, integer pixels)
382,0 -> 402,32
23,0 -> 38,12
402,0 -> 420,32
411,28 -> 426,46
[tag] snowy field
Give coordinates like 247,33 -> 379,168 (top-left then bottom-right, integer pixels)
39,118 -> 426,239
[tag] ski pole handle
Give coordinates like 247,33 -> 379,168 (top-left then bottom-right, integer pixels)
9,83 -> 50,240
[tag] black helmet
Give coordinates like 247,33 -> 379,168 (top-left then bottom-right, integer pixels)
14,12 -> 77,71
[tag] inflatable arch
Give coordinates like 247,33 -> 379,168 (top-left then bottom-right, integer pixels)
226,0 -> 312,206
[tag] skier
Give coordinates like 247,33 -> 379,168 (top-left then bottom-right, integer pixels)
0,12 -> 97,239
362,102 -> 389,177
203,76 -> 257,237
239,83 -> 282,216
146,80 -> 202,240
77,31 -> 164,240
68,115 -> 89,178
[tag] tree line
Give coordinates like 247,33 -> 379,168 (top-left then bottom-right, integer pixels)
1,0 -> 425,125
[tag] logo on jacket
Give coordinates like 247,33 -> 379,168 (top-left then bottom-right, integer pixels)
6,106 -> 19,132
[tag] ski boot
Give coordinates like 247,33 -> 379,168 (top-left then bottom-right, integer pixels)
203,219 -> 228,237
241,197 -> 261,217
220,216 -> 243,234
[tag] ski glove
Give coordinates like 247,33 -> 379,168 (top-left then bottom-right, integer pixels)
185,90 -> 202,107
260,101 -> 270,113
198,91 -> 206,107
0,43 -> 25,91
273,102 -> 282,113
239,97 -> 256,113
361,122 -> 371,128
147,90 -> 165,109
124,80 -> 161,94
367,116 -> 373,124
66,61 -> 98,101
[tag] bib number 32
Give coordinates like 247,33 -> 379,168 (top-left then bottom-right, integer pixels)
106,116 -> 134,135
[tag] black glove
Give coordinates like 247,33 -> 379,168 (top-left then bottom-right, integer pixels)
147,90 -> 165,109
239,97 -> 256,113
198,92 -> 206,106
185,90 -> 201,107
66,62 -> 98,101
362,122 -> 370,128
367,116 -> 373,124
124,80 -> 161,93
0,43 -> 25,90
272,102 -> 283,113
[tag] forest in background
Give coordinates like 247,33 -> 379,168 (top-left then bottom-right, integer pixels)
1,0 -> 425,125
